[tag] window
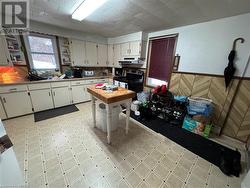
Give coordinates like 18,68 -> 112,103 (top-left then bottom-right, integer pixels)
26,33 -> 59,70
146,34 -> 178,87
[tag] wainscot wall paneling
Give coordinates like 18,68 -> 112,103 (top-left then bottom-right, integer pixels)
223,80 -> 250,142
169,72 -> 250,143
191,75 -> 212,98
178,74 -> 195,96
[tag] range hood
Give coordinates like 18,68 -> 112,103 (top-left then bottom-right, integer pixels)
119,58 -> 144,67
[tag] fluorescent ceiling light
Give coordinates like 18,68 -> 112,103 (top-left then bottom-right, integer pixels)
72,0 -> 108,21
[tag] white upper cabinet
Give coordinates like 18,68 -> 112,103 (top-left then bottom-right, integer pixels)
97,44 -> 108,67
70,39 -> 85,66
121,42 -> 130,57
113,44 -> 121,68
107,44 -> 114,67
0,35 -> 11,66
130,41 -> 141,56
120,40 -> 142,58
85,42 -> 98,67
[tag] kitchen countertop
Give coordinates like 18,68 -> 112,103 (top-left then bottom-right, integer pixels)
0,76 -> 111,86
87,86 -> 136,104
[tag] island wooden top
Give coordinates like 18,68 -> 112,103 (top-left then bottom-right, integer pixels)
87,85 -> 136,104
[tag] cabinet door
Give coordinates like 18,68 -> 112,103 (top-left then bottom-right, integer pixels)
86,42 -> 97,66
0,36 -> 11,66
113,44 -> 121,68
130,41 -> 141,56
72,85 -> 87,104
0,100 -> 7,119
52,87 -> 72,108
70,39 -> 85,66
84,85 -> 92,101
121,42 -> 130,57
97,44 -> 108,67
1,92 -> 32,118
30,89 -> 54,112
107,44 -> 114,67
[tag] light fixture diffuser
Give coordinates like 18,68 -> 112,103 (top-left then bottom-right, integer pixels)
72,0 -> 108,21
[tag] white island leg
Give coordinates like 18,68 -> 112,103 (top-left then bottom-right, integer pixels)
91,95 -> 96,128
125,99 -> 132,134
106,104 -> 112,144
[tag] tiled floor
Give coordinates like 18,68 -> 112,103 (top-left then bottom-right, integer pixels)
3,102 -> 242,188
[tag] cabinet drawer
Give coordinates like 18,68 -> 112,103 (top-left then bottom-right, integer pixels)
28,83 -> 51,90
71,80 -> 86,86
51,81 -> 70,88
0,85 -> 28,93
85,79 -> 97,84
97,79 -> 108,83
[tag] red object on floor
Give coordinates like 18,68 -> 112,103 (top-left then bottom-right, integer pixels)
160,84 -> 167,93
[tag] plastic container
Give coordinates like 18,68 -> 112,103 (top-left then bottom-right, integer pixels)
188,97 -> 213,116
96,102 -> 121,132
131,100 -> 142,112
137,92 -> 150,103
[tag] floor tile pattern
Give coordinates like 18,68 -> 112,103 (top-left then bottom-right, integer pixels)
3,102 -> 242,188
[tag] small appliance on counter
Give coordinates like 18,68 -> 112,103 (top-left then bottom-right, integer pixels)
83,70 -> 94,77
72,67 -> 83,78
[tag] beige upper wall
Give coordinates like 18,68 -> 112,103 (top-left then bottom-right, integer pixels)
148,13 -> 250,77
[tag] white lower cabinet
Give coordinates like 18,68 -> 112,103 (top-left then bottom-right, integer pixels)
85,85 -> 92,101
71,85 -> 87,104
0,78 -> 108,119
1,91 -> 32,118
0,100 -> 7,119
52,87 -> 72,108
30,89 -> 54,112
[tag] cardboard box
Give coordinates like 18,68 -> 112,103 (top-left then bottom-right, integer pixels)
182,116 -> 212,138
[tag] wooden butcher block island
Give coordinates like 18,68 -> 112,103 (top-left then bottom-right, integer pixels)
87,86 -> 136,104
87,86 -> 136,144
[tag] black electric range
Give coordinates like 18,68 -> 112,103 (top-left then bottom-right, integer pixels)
113,70 -> 144,93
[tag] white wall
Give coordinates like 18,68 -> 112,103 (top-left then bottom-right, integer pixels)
148,13 -> 250,77
30,20 -> 107,44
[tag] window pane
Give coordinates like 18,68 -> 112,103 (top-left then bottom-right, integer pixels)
28,36 -> 54,53
31,54 -> 57,69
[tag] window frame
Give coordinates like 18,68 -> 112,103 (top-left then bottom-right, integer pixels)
24,32 -> 60,71
145,33 -> 178,88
